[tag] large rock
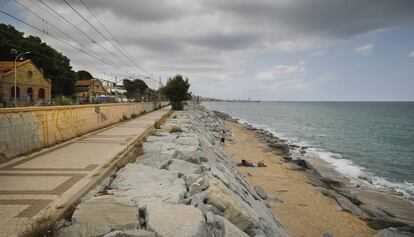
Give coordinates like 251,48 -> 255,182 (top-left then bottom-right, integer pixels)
58,222 -> 111,237
203,176 -> 258,231
360,204 -> 390,219
254,186 -> 267,200
332,193 -> 363,216
72,195 -> 138,230
373,227 -> 412,237
145,202 -> 206,237
168,159 -> 201,175
111,164 -> 186,204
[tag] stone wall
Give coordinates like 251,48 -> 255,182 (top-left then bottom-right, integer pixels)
0,102 -> 169,159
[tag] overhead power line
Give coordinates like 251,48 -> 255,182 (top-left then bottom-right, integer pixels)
37,0 -> 132,69
63,0 -> 149,75
78,0 -> 149,75
0,8 -> 135,78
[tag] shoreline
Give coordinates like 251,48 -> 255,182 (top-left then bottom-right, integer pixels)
214,110 -> 414,236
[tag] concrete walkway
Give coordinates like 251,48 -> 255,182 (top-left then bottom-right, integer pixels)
0,106 -> 171,236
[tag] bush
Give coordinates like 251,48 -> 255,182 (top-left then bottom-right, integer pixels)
170,126 -> 182,133
131,113 -> 138,118
18,216 -> 59,237
154,121 -> 161,129
56,96 -> 73,105
122,114 -> 128,121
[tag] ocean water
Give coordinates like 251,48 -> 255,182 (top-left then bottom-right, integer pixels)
204,101 -> 414,200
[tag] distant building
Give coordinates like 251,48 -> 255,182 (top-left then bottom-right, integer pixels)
98,78 -> 126,96
73,79 -> 107,102
0,59 -> 51,106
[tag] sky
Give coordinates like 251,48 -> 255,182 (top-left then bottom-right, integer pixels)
1,0 -> 414,101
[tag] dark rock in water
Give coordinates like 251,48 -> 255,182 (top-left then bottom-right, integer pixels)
323,231 -> 335,237
289,159 -> 312,170
366,217 -> 409,230
269,143 -> 290,154
254,186 -> 268,200
360,205 -> 390,219
332,193 -> 364,216
373,227 -> 412,237
290,144 -> 300,148
287,163 -> 306,171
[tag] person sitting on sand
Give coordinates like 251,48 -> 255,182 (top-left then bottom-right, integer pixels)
237,159 -> 267,167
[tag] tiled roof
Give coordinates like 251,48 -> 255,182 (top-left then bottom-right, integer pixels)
75,80 -> 93,86
0,60 -> 31,71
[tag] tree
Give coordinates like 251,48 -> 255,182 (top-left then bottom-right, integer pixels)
76,70 -> 93,80
123,79 -> 149,99
0,24 -> 76,96
160,75 -> 191,110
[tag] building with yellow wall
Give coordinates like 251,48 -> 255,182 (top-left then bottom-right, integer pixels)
0,60 -> 51,106
74,79 -> 107,102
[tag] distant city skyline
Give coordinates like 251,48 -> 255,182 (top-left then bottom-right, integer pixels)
1,0 -> 414,101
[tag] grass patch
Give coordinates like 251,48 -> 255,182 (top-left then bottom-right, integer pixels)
169,126 -> 182,133
154,121 -> 161,129
18,215 -> 59,237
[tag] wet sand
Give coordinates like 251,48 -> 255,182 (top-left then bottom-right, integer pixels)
223,121 -> 376,237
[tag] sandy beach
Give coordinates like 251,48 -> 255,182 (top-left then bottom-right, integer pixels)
223,121 -> 376,237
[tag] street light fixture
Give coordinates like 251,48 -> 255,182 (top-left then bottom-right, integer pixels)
13,51 -> 30,106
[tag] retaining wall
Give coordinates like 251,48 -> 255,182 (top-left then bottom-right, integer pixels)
0,101 -> 169,159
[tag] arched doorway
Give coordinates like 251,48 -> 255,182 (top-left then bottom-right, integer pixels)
11,86 -> 20,98
38,88 -> 45,99
26,87 -> 33,101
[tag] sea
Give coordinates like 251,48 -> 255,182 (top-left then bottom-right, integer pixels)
203,101 -> 414,201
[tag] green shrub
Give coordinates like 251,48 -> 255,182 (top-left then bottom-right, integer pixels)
170,126 -> 182,133
131,113 -> 138,118
122,114 -> 128,121
56,96 -> 73,105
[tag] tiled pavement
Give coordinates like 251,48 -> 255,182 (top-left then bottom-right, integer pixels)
0,106 -> 171,236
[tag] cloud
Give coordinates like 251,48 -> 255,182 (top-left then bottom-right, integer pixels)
7,0 -> 414,98
409,50 -> 414,58
354,43 -> 374,55
256,61 -> 305,81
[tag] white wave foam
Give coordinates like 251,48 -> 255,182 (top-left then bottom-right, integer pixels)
309,148 -> 365,179
307,148 -> 414,200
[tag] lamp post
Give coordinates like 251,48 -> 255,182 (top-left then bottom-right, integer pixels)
14,51 -> 30,106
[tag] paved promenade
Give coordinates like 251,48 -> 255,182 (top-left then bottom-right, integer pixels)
0,106 -> 171,236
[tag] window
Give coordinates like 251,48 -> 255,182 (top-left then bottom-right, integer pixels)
38,88 -> 45,99
11,86 -> 20,98
26,87 -> 33,100
27,71 -> 33,79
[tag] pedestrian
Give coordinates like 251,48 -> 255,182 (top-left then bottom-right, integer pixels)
220,130 -> 226,146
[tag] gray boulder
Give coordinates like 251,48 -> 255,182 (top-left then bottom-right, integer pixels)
111,164 -> 186,204
254,186 -> 267,200
145,202 -> 207,237
72,195 -> 139,230
373,227 -> 412,237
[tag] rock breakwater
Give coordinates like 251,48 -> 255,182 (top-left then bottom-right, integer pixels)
59,107 -> 290,237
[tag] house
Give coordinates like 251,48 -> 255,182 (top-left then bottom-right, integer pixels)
0,59 -> 52,105
99,78 -> 126,97
74,78 -> 107,102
